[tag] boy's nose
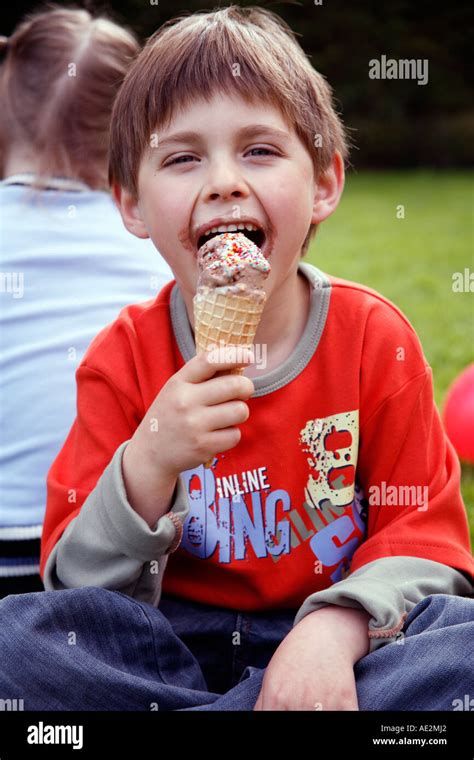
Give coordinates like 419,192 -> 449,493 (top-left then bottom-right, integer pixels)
203,163 -> 250,201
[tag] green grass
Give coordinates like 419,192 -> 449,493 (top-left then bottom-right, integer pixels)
305,170 -> 474,546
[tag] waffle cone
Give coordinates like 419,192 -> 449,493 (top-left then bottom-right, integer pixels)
193,288 -> 266,467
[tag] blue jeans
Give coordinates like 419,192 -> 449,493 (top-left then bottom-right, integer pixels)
0,588 -> 472,711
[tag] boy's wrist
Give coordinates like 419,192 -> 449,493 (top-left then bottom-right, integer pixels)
297,605 -> 371,663
122,438 -> 178,528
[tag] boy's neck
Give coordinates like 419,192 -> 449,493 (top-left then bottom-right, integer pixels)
245,267 -> 311,378
184,266 -> 312,379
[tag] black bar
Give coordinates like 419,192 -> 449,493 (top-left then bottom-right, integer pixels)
0,711 -> 472,757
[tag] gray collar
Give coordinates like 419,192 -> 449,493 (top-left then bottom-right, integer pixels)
170,261 -> 331,397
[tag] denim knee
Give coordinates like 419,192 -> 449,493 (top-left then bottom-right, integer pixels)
404,593 -> 474,637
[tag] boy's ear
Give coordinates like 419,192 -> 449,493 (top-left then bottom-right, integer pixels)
112,183 -> 150,239
311,150 -> 345,225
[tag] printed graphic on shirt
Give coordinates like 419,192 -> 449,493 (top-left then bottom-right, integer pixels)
298,409 -> 365,581
179,410 -> 367,584
300,410 -> 359,508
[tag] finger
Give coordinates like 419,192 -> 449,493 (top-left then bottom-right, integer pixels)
195,373 -> 255,406
203,426 -> 242,457
181,346 -> 255,384
202,400 -> 250,431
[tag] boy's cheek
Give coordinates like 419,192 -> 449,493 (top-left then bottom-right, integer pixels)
147,234 -> 196,276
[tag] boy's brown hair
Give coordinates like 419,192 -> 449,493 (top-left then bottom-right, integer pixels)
109,5 -> 352,256
0,5 -> 138,190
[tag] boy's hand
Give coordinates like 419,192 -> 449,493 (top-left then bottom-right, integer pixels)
139,347 -> 255,475
122,348 -> 255,527
253,606 -> 371,711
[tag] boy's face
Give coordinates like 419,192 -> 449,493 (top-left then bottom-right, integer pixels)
117,92 -> 343,308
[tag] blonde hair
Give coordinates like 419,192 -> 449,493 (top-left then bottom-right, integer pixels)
109,5 -> 353,255
0,5 -> 139,190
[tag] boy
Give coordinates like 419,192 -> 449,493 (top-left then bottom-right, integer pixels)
2,6 -> 473,711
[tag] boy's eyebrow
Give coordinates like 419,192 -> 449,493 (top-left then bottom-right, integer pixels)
155,124 -> 290,151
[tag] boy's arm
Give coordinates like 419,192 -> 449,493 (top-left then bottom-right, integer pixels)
43,440 -> 190,605
41,303 -> 253,600
272,357 -> 473,707
292,556 -> 473,653
294,340 -> 473,653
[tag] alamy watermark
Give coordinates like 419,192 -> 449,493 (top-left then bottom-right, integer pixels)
368,481 -> 428,511
0,697 -> 24,710
1,271 -> 24,298
452,694 -> 474,710
27,721 -> 83,749
452,268 -> 473,293
369,55 -> 429,86
206,340 -> 267,370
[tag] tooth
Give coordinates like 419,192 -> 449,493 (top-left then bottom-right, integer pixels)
201,221 -> 259,241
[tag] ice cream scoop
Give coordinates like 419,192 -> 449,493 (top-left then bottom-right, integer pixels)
196,231 -> 270,297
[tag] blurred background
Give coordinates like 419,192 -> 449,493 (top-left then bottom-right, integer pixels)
2,0 -> 473,538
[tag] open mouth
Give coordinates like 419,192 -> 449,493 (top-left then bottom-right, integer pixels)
197,225 -> 266,251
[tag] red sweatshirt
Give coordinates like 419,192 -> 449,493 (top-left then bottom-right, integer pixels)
40,263 -> 473,610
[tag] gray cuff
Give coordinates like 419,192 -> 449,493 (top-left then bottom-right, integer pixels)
43,439 -> 190,606
292,556 -> 473,654
99,440 -> 187,560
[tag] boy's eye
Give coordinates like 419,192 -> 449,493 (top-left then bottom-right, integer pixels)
165,155 -> 196,166
247,147 -> 278,157
164,147 -> 278,166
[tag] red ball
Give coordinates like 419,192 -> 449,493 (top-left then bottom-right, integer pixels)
442,364 -> 474,464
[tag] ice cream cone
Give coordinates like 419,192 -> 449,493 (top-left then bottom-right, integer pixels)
194,289 -> 266,468
194,289 -> 265,357
194,230 -> 270,469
